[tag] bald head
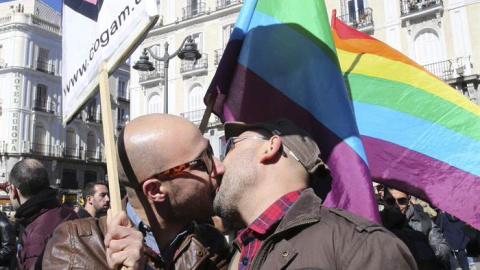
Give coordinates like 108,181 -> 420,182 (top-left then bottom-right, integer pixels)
118,114 -> 207,185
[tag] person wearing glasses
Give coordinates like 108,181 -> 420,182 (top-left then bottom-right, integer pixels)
212,118 -> 416,270
40,114 -> 230,270
381,187 -> 451,269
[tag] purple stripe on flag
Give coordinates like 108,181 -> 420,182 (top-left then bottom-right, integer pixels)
362,136 -> 480,228
212,63 -> 379,222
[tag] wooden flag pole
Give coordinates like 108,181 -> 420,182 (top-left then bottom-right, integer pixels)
199,92 -> 218,133
98,62 -> 122,216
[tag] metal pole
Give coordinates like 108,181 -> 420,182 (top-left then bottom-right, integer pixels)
163,42 -> 170,114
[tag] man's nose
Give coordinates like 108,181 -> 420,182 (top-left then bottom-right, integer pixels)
211,156 -> 225,176
105,195 -> 110,202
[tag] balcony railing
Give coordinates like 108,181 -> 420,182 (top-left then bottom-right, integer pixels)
33,98 -> 55,113
117,120 -> 127,130
36,60 -> 55,75
216,0 -> 242,10
86,112 -> 102,124
337,8 -> 374,30
118,90 -> 129,102
31,143 -> 53,156
182,2 -> 207,20
63,147 -> 79,159
32,15 -> 60,33
401,0 -> 443,16
214,49 -> 224,66
180,109 -> 221,126
86,150 -> 102,162
423,56 -> 471,81
180,53 -> 208,74
139,69 -> 165,83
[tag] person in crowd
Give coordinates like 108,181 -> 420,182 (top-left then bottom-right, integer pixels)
0,210 -> 15,270
41,114 -> 231,269
381,187 -> 451,269
436,210 -> 470,270
208,118 -> 417,269
7,159 -> 78,269
77,181 -> 110,218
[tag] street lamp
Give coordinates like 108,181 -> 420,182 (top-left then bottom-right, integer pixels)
133,35 -> 201,114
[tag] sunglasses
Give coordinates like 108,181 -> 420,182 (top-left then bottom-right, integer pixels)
155,140 -> 215,180
224,136 -> 269,156
385,197 -> 409,206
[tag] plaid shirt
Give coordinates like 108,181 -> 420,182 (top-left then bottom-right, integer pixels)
236,189 -> 303,270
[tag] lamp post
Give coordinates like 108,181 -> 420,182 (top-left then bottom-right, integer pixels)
132,35 -> 201,114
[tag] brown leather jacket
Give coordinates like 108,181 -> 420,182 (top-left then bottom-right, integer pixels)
228,189 -> 418,270
41,217 -> 231,270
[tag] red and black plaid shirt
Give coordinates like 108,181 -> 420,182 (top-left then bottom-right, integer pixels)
236,189 -> 303,270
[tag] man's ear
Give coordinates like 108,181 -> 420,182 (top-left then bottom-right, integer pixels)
86,195 -> 92,205
142,179 -> 166,202
259,135 -> 282,164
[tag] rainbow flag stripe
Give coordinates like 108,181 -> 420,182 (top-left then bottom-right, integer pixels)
332,15 -> 480,229
206,0 -> 380,222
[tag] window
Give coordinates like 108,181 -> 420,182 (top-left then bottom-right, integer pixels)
342,0 -> 365,22
65,127 -> 77,157
118,80 -> 127,99
35,84 -> 47,110
117,107 -> 127,127
223,24 -> 235,48
414,29 -> 443,65
33,123 -> 47,155
62,169 -> 78,189
188,85 -> 206,122
37,48 -> 51,73
192,32 -> 203,53
189,0 -> 198,15
219,135 -> 226,160
148,93 -> 162,114
84,171 -> 97,186
87,132 -> 97,159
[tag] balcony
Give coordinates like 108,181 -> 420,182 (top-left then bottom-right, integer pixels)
216,0 -> 243,10
32,15 -> 60,33
337,8 -> 374,32
139,69 -> 165,84
86,112 -> 102,124
180,109 -> 221,126
63,147 -> 79,159
117,120 -> 127,130
118,90 -> 129,102
180,53 -> 208,75
33,98 -> 55,113
36,60 -> 55,75
423,56 -> 471,81
86,150 -> 102,162
31,143 -> 53,156
182,2 -> 207,21
214,49 -> 224,66
400,0 -> 443,19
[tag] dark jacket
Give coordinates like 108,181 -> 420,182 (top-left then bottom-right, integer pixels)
406,204 -> 450,264
0,212 -> 15,270
76,207 -> 92,218
15,188 -> 78,270
436,211 -> 469,250
41,216 -> 231,269
229,189 -> 417,270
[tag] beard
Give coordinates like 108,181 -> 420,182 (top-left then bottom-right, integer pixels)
213,148 -> 257,223
170,182 -> 215,221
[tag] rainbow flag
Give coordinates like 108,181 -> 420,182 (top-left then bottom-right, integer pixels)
332,15 -> 480,229
205,0 -> 380,222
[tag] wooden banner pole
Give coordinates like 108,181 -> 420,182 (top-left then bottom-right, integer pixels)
199,92 -> 218,133
98,62 -> 122,216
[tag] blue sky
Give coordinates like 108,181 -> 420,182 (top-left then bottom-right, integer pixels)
0,0 -> 62,13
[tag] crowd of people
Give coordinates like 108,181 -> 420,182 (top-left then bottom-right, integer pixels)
0,113 -> 477,269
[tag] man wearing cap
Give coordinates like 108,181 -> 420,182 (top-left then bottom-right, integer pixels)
40,114 -> 231,269
213,118 -> 417,270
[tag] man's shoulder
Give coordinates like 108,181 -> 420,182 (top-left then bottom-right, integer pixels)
54,216 -> 106,236
320,207 -> 387,233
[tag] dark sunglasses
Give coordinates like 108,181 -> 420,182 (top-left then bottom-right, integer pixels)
155,140 -> 215,180
385,197 -> 409,206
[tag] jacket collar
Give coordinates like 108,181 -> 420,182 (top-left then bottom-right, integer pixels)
15,188 -> 60,224
275,188 -> 322,232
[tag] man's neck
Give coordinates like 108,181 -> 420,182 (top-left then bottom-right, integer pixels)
85,206 -> 96,218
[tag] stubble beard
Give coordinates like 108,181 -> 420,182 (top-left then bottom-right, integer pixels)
170,184 -> 214,221
213,149 -> 257,223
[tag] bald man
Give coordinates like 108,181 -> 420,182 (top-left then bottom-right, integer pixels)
40,114 -> 231,270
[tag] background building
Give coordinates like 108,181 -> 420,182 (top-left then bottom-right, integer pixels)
0,0 -> 130,208
129,0 -> 479,160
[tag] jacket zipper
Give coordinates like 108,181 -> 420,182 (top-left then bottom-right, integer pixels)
249,218 -> 319,269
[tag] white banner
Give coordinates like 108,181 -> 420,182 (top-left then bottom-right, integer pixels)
62,0 -> 158,125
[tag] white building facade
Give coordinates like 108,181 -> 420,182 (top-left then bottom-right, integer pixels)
0,0 -> 130,208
